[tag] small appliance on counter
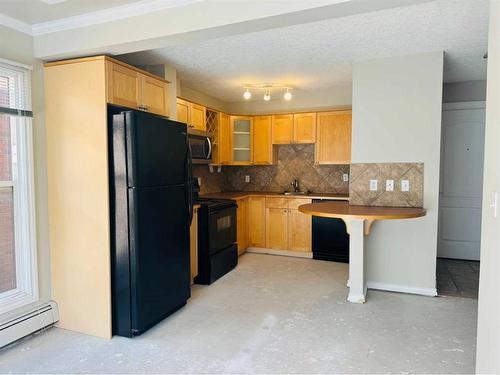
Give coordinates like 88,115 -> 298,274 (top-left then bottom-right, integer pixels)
191,178 -> 238,284
108,105 -> 192,337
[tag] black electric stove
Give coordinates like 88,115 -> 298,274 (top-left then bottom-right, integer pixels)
191,181 -> 238,284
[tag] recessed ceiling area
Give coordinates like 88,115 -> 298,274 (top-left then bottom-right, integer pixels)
0,0 -> 142,24
121,0 -> 489,103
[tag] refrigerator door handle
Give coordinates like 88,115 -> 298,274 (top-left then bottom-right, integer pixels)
186,143 -> 194,225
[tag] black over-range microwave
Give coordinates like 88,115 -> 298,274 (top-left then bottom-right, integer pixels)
188,131 -> 212,164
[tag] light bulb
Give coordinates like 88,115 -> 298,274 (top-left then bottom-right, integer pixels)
263,90 -> 271,101
243,89 -> 252,100
284,89 -> 292,101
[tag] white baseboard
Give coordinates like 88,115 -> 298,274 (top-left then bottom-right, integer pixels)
367,281 -> 437,297
0,301 -> 59,349
246,247 -> 313,259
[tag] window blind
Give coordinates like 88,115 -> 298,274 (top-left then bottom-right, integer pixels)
0,62 -> 33,118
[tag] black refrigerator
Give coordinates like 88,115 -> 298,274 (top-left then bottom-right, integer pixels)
108,105 -> 193,337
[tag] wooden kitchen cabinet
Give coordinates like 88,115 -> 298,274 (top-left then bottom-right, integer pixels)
44,55 -> 171,339
212,112 -> 232,165
176,98 -> 190,124
253,115 -> 275,164
106,60 -> 170,117
315,110 -> 352,164
236,198 -> 248,255
190,206 -> 199,284
106,62 -> 141,110
191,103 -> 207,131
248,197 -> 266,247
231,116 -> 253,164
293,112 -> 316,144
288,209 -> 312,252
272,114 -> 294,144
141,75 -> 169,116
266,207 -> 289,250
265,197 -> 288,249
175,98 -> 206,131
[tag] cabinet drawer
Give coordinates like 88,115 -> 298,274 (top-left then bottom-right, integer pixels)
265,197 -> 288,208
287,198 -> 312,210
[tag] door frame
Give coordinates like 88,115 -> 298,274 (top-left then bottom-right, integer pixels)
438,101 -> 486,260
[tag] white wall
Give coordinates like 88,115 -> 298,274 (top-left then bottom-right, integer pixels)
0,25 -> 51,322
352,51 -> 444,294
476,1 -> 500,372
443,80 -> 487,103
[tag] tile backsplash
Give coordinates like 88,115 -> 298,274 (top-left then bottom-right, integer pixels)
349,163 -> 424,207
194,144 -> 349,194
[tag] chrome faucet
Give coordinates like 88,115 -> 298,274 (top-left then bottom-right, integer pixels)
291,179 -> 300,192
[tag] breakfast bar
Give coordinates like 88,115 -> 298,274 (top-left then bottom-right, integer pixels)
299,201 -> 427,304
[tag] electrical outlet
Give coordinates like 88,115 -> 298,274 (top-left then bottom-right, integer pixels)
197,177 -> 202,186
369,179 -> 378,191
245,175 -> 250,183
343,173 -> 349,182
386,179 -> 394,191
401,180 -> 410,192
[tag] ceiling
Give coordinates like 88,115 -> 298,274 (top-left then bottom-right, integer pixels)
121,0 -> 489,103
0,0 -> 141,24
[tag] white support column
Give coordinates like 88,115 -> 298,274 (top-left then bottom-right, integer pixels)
347,219 -> 367,303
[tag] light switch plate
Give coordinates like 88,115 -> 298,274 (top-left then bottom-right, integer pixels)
343,173 -> 349,182
386,179 -> 394,191
370,179 -> 378,191
197,177 -> 202,186
245,175 -> 250,183
401,180 -> 410,192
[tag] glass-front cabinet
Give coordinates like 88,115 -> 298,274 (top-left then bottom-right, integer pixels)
230,116 -> 253,164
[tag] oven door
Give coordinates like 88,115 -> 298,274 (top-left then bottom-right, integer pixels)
188,134 -> 212,164
208,206 -> 236,253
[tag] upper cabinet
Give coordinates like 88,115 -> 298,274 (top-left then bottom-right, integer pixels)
106,60 -> 169,117
230,116 -> 253,165
176,98 -> 190,124
271,112 -> 317,144
176,98 -> 206,131
315,110 -> 352,165
293,112 -> 316,144
253,115 -> 275,165
212,112 -> 232,165
272,114 -> 294,144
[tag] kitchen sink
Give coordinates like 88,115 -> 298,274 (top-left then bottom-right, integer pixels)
280,191 -> 309,196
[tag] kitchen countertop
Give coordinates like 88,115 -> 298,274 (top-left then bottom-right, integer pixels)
200,191 -> 350,201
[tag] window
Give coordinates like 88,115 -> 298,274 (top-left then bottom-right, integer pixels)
0,59 -> 37,314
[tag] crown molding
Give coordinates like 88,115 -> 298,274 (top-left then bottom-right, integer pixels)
0,13 -> 32,35
31,0 -> 201,36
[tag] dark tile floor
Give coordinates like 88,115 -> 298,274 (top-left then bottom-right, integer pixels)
437,258 -> 480,299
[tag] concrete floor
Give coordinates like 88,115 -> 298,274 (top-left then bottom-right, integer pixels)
0,253 -> 477,374
437,258 -> 480,299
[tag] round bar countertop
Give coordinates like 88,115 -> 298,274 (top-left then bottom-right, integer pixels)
299,201 -> 426,221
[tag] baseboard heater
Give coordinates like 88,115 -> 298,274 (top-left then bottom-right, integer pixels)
0,301 -> 59,349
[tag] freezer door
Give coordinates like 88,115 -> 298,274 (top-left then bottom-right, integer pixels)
128,184 -> 190,335
124,110 -> 188,187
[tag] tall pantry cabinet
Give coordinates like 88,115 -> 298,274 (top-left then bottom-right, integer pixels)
44,56 -> 170,339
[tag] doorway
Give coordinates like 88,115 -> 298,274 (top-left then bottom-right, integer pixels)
437,101 -> 485,297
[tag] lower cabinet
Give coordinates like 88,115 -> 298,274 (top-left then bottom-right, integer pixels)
288,209 -> 312,252
248,197 -> 266,247
264,197 -> 312,252
236,198 -> 248,255
190,206 -> 199,284
265,207 -> 288,249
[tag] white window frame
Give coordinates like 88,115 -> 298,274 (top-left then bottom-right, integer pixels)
0,59 -> 38,315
